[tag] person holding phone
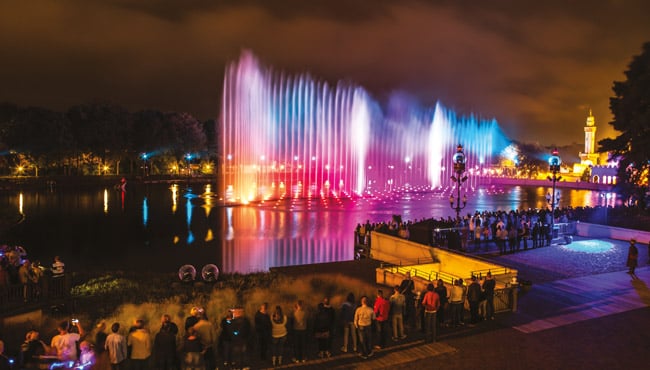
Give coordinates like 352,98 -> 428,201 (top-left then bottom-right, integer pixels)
51,320 -> 85,361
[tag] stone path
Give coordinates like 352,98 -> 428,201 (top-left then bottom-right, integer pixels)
510,268 -> 650,333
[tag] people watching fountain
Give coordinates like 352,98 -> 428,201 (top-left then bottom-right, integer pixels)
51,256 -> 65,277
105,322 -> 127,370
127,319 -> 151,370
51,320 -> 85,361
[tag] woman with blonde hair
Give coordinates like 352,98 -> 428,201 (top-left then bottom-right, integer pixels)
270,305 -> 288,366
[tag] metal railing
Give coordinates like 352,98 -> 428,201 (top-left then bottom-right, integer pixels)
380,261 -> 461,286
0,274 -> 71,315
470,267 -> 516,280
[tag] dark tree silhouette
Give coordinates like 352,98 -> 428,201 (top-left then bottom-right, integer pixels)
599,41 -> 650,205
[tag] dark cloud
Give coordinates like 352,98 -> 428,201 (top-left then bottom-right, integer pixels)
108,0 -> 397,23
0,0 -> 649,146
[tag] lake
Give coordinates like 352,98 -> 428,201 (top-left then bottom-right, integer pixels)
1,182 -> 614,275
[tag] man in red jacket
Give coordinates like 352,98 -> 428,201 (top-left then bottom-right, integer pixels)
373,289 -> 391,349
421,283 -> 441,343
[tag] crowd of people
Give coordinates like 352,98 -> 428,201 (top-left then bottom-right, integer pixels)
0,269 -> 505,370
1,244 -> 66,304
357,206 -> 585,254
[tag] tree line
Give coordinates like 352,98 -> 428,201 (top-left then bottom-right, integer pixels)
0,102 -> 217,177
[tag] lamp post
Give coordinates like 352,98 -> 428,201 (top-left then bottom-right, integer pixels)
141,153 -> 149,177
546,148 -> 562,234
449,144 -> 468,221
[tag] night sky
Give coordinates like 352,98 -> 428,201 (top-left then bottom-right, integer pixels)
1,0 -> 649,146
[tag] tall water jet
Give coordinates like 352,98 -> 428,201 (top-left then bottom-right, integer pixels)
222,51 -> 372,202
221,51 -> 509,202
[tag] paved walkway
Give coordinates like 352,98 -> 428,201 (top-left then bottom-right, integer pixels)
263,236 -> 650,369
509,267 -> 650,333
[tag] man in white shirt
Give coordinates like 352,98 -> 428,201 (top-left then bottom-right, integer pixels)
354,296 -> 375,359
127,319 -> 151,370
50,320 -> 84,361
105,322 -> 127,370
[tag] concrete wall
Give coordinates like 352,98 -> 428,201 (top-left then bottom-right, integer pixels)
371,232 -> 516,279
369,232 -> 434,264
576,222 -> 650,244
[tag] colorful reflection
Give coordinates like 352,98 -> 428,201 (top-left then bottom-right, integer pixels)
5,184 -> 619,275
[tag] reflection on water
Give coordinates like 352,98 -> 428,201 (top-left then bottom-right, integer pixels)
2,184 -> 617,274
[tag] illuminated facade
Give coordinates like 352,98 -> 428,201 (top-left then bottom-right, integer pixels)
579,110 -> 599,166
572,110 -> 618,184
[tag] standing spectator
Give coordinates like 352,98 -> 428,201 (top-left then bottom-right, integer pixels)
105,323 -> 127,370
291,300 -> 307,363
51,320 -> 85,361
398,272 -> 416,329
483,272 -> 497,320
496,225 -> 508,255
389,286 -> 406,341
467,276 -> 482,324
0,340 -> 11,370
94,322 -> 108,370
161,314 -> 179,336
373,289 -> 390,350
434,279 -> 449,327
127,319 -> 151,370
18,259 -> 39,302
449,279 -> 465,327
270,305 -> 288,366
314,297 -> 335,358
340,293 -> 357,353
20,330 -> 49,369
192,308 -> 216,370
254,302 -> 272,361
184,307 -> 200,331
51,256 -> 65,276
354,296 -> 375,359
221,307 -> 250,369
531,221 -> 540,248
421,283 -> 441,343
154,317 -> 177,370
181,327 -> 204,370
627,239 -> 639,276
508,225 -> 518,253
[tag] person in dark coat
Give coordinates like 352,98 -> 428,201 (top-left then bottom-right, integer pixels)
254,303 -> 272,361
627,239 -> 639,275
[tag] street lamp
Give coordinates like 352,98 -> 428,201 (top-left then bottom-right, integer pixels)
449,144 -> 468,221
546,148 -> 562,233
185,153 -> 193,177
141,153 -> 149,177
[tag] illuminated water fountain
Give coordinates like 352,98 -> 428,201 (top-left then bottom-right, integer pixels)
221,51 -> 509,203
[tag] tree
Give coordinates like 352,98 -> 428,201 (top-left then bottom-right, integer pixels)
599,41 -> 650,205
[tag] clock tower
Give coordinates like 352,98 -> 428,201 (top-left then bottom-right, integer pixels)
579,110 -> 599,166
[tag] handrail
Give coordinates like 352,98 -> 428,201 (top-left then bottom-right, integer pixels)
380,262 -> 461,285
469,267 -> 515,279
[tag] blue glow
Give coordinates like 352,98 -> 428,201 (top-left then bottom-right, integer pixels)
186,197 -> 194,244
142,196 -> 149,227
561,239 -> 614,254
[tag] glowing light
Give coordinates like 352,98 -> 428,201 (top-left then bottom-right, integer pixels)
171,184 -> 178,213
142,196 -> 149,227
561,239 -> 614,254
